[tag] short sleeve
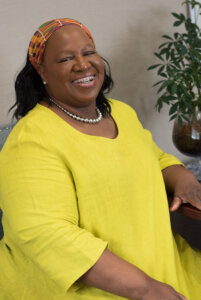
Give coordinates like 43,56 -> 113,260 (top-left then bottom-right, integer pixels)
114,99 -> 183,171
143,129 -> 183,170
0,136 -> 108,292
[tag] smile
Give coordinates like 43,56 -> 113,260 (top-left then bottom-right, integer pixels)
72,75 -> 96,87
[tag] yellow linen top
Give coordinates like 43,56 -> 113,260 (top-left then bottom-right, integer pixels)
0,99 -> 201,300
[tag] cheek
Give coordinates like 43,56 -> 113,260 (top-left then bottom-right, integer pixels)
96,59 -> 105,81
46,65 -> 71,82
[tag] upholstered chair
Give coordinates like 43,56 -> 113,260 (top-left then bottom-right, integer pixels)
0,124 -> 15,239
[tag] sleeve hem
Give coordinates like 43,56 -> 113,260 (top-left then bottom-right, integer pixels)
160,160 -> 184,171
66,241 -> 108,293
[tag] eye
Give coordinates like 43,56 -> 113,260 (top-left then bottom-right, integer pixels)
59,56 -> 73,63
83,50 -> 96,56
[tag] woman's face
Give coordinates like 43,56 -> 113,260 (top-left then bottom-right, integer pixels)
38,25 -> 105,108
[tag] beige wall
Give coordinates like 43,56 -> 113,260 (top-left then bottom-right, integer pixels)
0,0 -> 189,161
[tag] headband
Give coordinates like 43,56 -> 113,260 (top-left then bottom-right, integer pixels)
28,18 -> 94,68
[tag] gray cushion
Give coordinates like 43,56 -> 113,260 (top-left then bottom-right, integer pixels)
0,125 -> 15,151
0,124 -> 15,239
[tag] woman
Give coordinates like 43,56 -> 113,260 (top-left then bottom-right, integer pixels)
0,18 -> 201,300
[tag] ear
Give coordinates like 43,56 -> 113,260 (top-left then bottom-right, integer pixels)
35,64 -> 48,85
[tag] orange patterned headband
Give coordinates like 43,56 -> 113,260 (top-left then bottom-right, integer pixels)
28,18 -> 94,68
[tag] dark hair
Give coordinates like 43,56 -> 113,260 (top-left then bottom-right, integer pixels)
10,54 -> 114,120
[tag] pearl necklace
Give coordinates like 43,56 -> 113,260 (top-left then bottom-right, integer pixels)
48,97 -> 102,124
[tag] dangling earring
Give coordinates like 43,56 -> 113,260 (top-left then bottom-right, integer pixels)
43,81 -> 47,85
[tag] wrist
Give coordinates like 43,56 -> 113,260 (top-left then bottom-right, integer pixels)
130,273 -> 151,300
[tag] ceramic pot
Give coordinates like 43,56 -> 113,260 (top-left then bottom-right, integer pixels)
172,111 -> 201,157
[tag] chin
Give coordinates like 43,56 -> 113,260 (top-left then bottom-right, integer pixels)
74,93 -> 100,105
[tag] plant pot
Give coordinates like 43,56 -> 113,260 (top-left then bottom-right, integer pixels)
172,112 -> 201,157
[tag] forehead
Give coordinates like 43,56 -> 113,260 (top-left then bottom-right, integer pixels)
45,25 -> 94,51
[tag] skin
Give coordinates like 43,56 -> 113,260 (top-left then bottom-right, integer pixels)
162,164 -> 201,211
34,25 -> 200,299
81,249 -> 187,300
36,25 -> 117,139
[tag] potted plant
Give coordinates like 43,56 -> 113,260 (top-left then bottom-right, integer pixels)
148,0 -> 201,157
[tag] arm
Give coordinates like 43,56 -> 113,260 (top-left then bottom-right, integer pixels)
80,248 -> 187,300
82,248 -> 148,299
143,129 -> 201,212
0,139 -> 107,292
162,164 -> 201,211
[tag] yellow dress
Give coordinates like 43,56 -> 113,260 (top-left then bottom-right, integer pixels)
0,99 -> 200,300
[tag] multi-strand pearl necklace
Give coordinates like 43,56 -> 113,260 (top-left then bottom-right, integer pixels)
48,97 -> 102,124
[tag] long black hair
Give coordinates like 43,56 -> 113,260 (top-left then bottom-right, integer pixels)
10,54 -> 114,120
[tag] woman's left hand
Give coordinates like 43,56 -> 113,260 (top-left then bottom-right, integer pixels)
169,177 -> 201,212
162,165 -> 201,212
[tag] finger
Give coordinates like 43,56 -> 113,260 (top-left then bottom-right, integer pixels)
191,196 -> 201,210
193,191 -> 201,209
184,185 -> 201,210
190,196 -> 201,210
182,192 -> 201,210
169,196 -> 182,212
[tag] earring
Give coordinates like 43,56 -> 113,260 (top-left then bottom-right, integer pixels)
43,81 -> 47,85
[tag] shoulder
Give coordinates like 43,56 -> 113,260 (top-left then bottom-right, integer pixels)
108,98 -> 134,110
2,104 -> 56,153
108,98 -> 139,120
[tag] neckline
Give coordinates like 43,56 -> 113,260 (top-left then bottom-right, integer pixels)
36,102 -> 120,141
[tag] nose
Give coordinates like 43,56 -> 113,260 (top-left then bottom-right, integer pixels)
73,56 -> 91,72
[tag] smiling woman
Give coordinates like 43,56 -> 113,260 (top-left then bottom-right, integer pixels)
36,25 -> 105,118
11,18 -> 113,126
0,17 -> 201,300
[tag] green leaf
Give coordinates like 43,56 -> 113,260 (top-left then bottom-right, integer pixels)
169,102 -> 179,115
172,60 -> 181,69
174,20 -> 183,27
157,94 -> 169,104
160,48 -> 169,55
176,44 -> 187,55
178,115 -> 183,126
152,80 -> 165,87
162,35 -> 173,40
157,80 -> 174,93
169,113 -> 178,121
174,32 -> 179,39
160,72 -> 168,78
180,13 -> 186,21
166,51 -> 170,61
167,42 -> 173,49
162,80 -> 174,87
166,66 -> 174,77
183,98 -> 193,109
163,95 -> 177,101
147,64 -> 161,70
172,12 -> 181,20
171,83 -> 177,94
157,65 -> 165,75
170,49 -> 177,61
156,103 -> 163,112
158,42 -> 169,49
154,52 -> 164,61
182,114 -> 191,122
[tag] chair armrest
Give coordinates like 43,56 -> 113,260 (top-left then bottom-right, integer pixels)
168,195 -> 201,220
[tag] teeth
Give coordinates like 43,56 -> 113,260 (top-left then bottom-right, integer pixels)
73,76 -> 94,84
